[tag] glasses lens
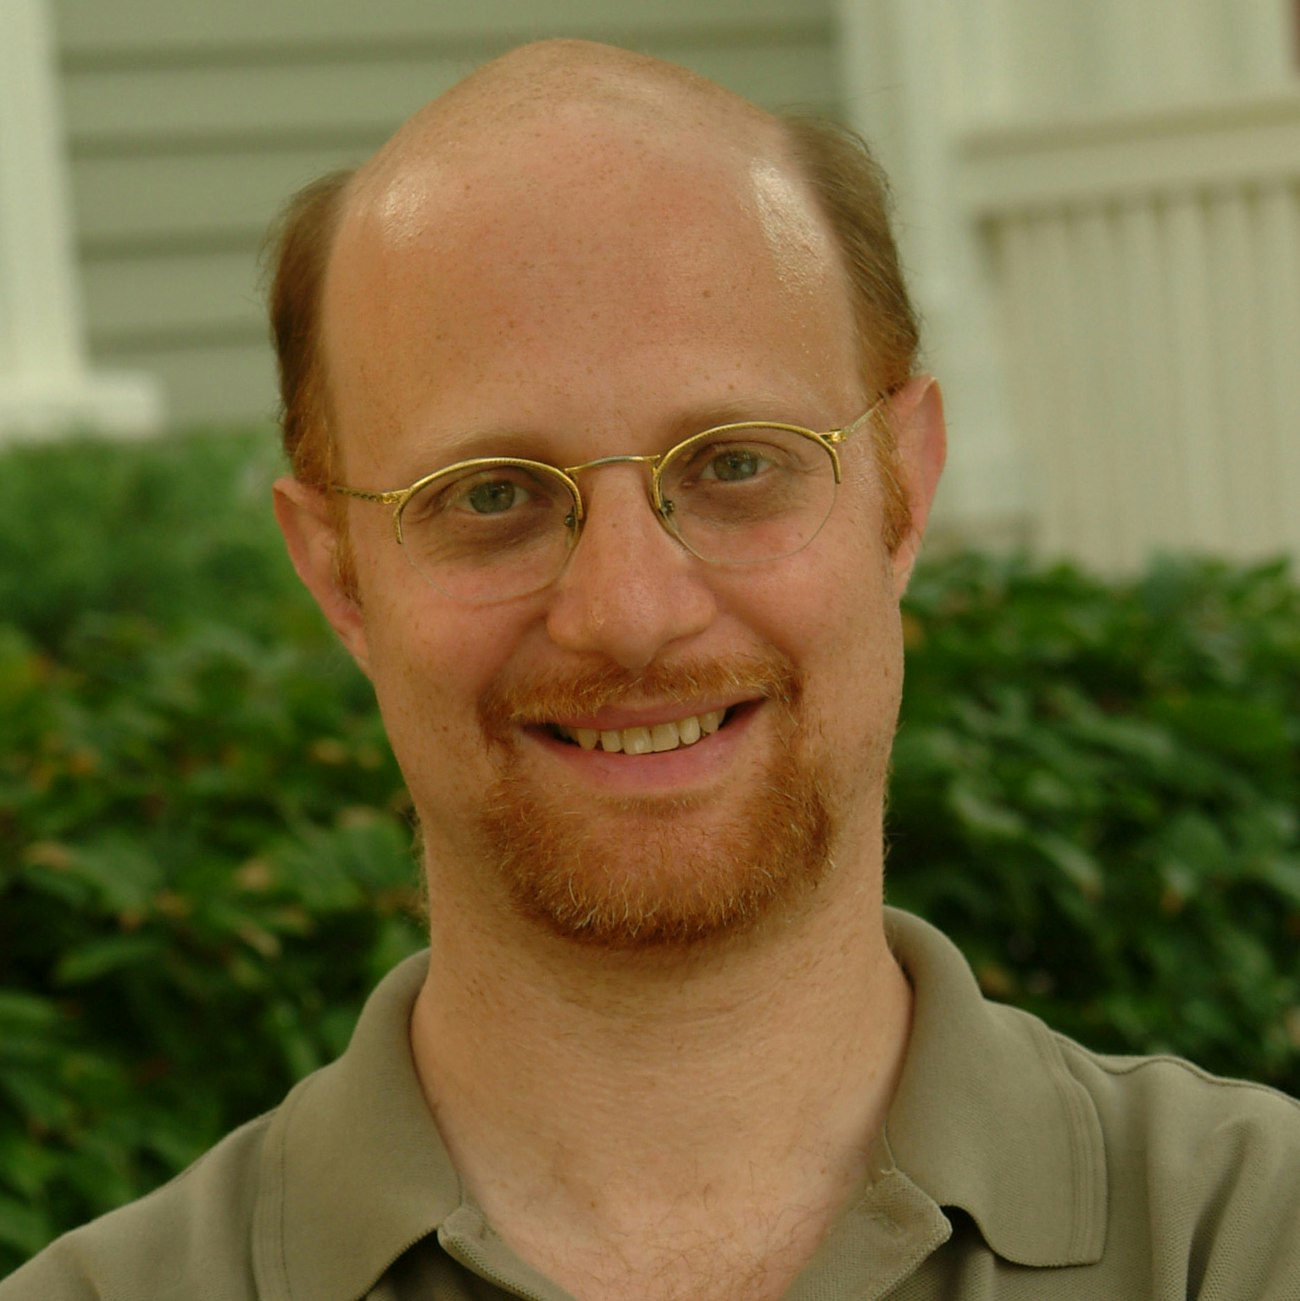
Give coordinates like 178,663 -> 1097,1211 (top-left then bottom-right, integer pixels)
398,460 -> 578,603
657,425 -> 837,564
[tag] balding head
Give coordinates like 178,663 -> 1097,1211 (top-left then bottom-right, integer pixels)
363,39 -> 771,177
267,40 -> 918,554
338,42 -> 787,313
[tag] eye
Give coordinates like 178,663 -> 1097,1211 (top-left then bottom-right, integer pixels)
433,466 -> 553,517
461,478 -> 532,514
697,446 -> 770,483
401,463 -> 569,534
677,437 -> 797,488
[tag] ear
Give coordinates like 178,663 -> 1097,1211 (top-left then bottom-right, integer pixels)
888,374 -> 947,595
273,476 -> 372,675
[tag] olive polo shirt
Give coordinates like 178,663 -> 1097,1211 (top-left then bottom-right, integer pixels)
5,909 -> 1299,1299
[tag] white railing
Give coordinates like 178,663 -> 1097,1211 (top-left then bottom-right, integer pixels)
960,93 -> 1300,567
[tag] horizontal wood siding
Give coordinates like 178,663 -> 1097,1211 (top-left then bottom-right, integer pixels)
53,2 -> 837,427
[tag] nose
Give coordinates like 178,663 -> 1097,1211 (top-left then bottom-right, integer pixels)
544,467 -> 717,670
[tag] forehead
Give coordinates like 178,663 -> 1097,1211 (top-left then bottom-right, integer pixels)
321,86 -> 861,475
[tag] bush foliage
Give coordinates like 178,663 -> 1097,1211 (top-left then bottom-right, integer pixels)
888,555 -> 1300,1089
2,430 -> 1298,1271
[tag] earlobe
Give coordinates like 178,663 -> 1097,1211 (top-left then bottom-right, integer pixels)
888,375 -> 947,594
272,476 -> 372,675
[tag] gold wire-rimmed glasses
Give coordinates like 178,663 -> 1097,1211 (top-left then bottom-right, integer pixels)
330,398 -> 884,605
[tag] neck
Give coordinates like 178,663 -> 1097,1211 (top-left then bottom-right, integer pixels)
409,839 -> 912,1299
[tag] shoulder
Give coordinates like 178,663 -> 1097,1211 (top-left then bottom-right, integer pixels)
0,1109 -> 273,1301
1033,1008 -> 1300,1293
881,911 -> 1300,1293
1049,1023 -> 1300,1169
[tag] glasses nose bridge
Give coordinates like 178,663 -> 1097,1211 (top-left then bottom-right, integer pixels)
562,450 -> 669,523
564,450 -> 661,477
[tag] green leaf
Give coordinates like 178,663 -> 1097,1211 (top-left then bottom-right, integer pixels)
948,779 -> 1027,840
1035,834 -> 1105,900
55,934 -> 163,986
1154,693 -> 1294,764
3,430 -> 1300,1264
0,1193 -> 53,1256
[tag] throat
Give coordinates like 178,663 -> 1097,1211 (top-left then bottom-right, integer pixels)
491,1191 -> 847,1301
413,895 -> 911,1301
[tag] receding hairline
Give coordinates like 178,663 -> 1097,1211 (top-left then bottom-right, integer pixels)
345,38 -> 785,216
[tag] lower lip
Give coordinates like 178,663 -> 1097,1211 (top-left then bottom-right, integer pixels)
523,704 -> 761,793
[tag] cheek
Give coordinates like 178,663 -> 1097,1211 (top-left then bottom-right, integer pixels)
364,614 -> 459,773
353,558 -> 502,767
372,603 -> 482,707
722,520 -> 902,716
782,512 -> 906,734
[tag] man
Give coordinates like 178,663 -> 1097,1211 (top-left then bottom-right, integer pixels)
6,38 -> 1299,1301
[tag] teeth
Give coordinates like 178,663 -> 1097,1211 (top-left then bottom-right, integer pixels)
650,723 -> 679,753
556,709 -> 727,754
624,727 -> 653,755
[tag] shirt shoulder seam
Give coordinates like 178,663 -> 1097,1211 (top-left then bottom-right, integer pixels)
1048,1034 -> 1300,1110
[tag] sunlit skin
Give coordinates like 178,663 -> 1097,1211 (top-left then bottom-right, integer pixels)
275,41 -> 945,1301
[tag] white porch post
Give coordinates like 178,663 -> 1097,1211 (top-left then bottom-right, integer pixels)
0,0 -> 162,441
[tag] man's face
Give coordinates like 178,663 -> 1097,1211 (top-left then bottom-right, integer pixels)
298,102 -> 937,950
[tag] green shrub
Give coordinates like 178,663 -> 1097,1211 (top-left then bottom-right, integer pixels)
0,432 -> 425,1268
888,553 -> 1300,1090
0,429 -> 295,650
1,431 -> 1297,1271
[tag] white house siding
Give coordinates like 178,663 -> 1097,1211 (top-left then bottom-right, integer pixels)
51,0 -> 838,428
962,95 -> 1300,567
836,0 -> 1300,567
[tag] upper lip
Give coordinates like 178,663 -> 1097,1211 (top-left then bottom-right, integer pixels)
540,697 -> 754,732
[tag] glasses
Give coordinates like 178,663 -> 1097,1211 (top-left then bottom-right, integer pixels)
330,400 -> 884,604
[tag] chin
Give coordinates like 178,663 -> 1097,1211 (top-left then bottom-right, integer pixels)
477,748 -> 835,951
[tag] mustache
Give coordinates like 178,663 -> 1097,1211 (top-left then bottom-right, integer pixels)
480,653 -> 801,731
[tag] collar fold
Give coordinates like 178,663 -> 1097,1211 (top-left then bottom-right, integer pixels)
252,952 -> 460,1301
882,909 -> 1107,1267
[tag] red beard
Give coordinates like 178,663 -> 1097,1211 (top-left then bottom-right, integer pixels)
475,653 -> 834,950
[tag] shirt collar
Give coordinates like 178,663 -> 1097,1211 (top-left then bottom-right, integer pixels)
882,908 -> 1107,1267
250,911 -> 1109,1299
252,950 -> 460,1301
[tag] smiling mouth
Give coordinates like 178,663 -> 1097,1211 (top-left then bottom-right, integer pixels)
550,708 -> 730,754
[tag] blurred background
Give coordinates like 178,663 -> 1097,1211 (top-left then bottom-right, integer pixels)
3,0 -> 1300,568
